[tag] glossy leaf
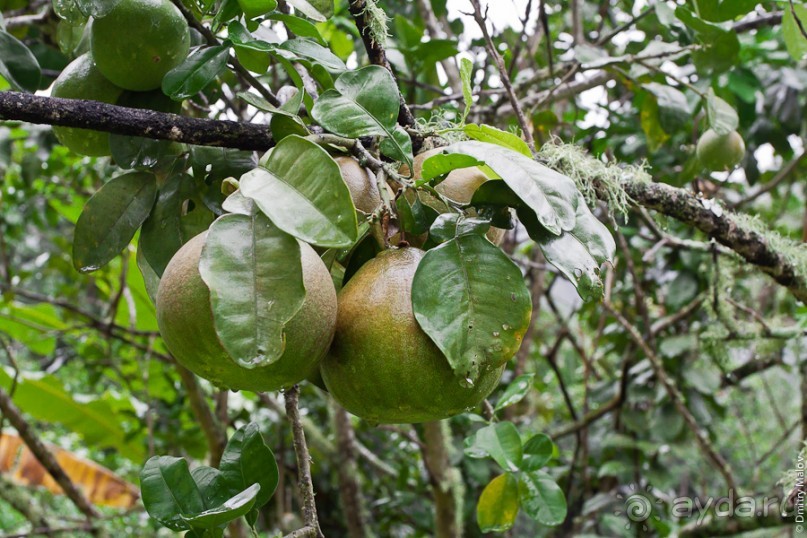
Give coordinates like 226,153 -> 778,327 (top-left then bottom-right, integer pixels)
198,212 -> 305,368
418,153 -> 485,184
181,484 -> 260,529
267,14 -> 324,43
518,470 -> 567,526
73,172 -> 157,272
285,0 -> 333,21
522,197 -> 615,300
240,135 -> 358,248
705,88 -> 738,135
521,433 -> 554,471
495,373 -> 535,411
461,124 -> 532,157
140,456 -> 206,531
279,38 -> 345,73
444,141 -> 578,236
643,82 -> 689,132
163,45 -> 230,100
477,474 -> 519,532
237,0 -> 277,18
219,423 -> 278,511
0,30 -> 41,91
464,421 -> 523,472
428,214 -> 489,244
412,234 -> 531,381
311,66 -> 409,164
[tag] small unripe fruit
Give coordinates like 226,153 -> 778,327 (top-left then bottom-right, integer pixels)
696,129 -> 746,172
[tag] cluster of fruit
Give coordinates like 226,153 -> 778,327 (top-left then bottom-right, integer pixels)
51,0 -> 189,156
157,156 -> 519,424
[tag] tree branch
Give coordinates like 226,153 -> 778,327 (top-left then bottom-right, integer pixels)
347,0 -> 418,130
0,386 -> 100,520
0,92 -> 274,151
284,385 -> 324,538
618,180 -> 807,303
174,365 -> 227,467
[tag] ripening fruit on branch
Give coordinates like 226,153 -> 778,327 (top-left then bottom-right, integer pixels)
320,247 -> 505,424
696,129 -> 746,172
51,53 -> 123,156
335,156 -> 386,214
156,233 -> 337,392
91,0 -> 190,91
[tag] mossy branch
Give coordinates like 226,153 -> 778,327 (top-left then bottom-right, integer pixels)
0,91 -> 274,151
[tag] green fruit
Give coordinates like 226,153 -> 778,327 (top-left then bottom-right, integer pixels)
91,0 -> 190,91
696,129 -> 746,172
156,233 -> 337,392
51,53 -> 124,156
320,247 -> 505,424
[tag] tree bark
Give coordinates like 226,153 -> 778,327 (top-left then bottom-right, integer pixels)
331,402 -> 373,538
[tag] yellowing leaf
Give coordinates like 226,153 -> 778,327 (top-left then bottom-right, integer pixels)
0,433 -> 139,508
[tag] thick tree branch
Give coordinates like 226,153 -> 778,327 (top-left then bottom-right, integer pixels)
617,180 -> 807,303
175,365 -> 227,467
0,92 -> 274,151
420,421 -> 463,538
0,386 -> 100,520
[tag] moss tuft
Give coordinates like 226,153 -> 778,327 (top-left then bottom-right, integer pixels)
537,138 -> 648,218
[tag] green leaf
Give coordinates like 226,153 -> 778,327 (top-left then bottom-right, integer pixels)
140,456 -> 206,531
427,214 -> 489,244
182,484 -> 260,529
641,95 -> 669,153
705,88 -> 738,135
279,38 -> 346,73
643,83 -> 689,133
0,30 -> 41,91
219,423 -> 278,511
240,135 -> 358,248
459,57 -> 473,123
0,303 -> 64,356
198,212 -> 305,368
412,234 -> 531,381
140,173 -> 215,277
461,124 -> 532,158
285,0 -> 333,21
477,473 -> 519,532
418,153 -> 485,184
518,470 -> 567,526
311,66 -> 409,164
162,45 -> 230,100
495,373 -> 535,412
0,368 -> 146,461
784,5 -> 807,61
521,433 -> 554,471
237,0 -> 277,18
444,141 -> 578,236
73,171 -> 157,272
464,421 -> 523,472
267,14 -> 324,43
522,198 -> 615,300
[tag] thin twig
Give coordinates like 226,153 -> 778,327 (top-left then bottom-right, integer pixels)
468,0 -> 536,154
284,385 -> 324,538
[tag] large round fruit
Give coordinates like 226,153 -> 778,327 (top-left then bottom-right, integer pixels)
156,233 -> 337,392
320,247 -> 505,423
51,54 -> 123,156
696,129 -> 746,172
336,156 -> 384,214
91,0 -> 190,91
